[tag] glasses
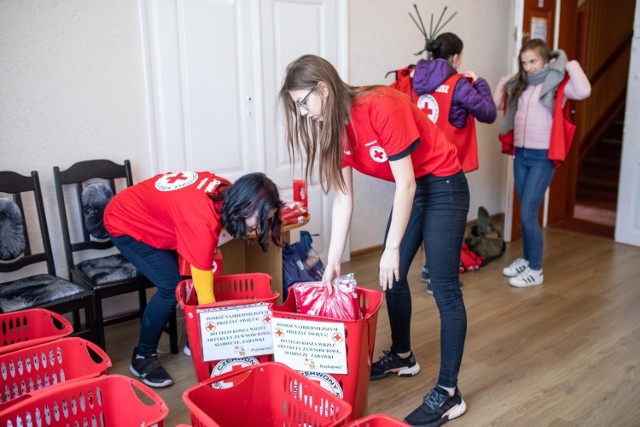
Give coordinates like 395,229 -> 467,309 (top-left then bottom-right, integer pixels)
295,86 -> 316,113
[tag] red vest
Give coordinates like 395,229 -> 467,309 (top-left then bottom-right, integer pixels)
392,71 -> 479,172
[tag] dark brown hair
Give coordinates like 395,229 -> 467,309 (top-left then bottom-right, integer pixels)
504,38 -> 551,103
278,54 -> 366,193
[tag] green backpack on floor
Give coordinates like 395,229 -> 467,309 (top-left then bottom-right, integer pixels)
464,206 -> 506,266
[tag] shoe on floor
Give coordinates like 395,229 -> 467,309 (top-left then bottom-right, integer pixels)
129,347 -> 174,388
421,267 -> 430,283
183,343 -> 191,357
370,350 -> 420,380
502,258 -> 529,277
426,281 -> 463,295
509,267 -> 544,287
404,385 -> 466,426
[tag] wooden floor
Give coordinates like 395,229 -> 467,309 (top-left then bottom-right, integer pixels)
104,227 -> 640,426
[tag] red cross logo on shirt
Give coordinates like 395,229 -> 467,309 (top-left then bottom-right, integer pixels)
369,146 -> 388,163
154,171 -> 198,191
166,172 -> 189,183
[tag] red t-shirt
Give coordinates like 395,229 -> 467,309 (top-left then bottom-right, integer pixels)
104,171 -> 230,270
341,86 -> 460,181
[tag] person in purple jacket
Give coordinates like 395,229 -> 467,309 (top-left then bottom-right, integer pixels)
411,32 -> 497,291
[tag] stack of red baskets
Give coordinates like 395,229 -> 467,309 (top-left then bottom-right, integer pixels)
0,308 -> 169,426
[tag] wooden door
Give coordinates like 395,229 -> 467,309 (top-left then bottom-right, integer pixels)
523,0 -> 556,45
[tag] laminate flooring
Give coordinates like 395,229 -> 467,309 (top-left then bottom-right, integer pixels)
103,227 -> 640,426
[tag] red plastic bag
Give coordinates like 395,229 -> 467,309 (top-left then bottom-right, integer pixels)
292,274 -> 361,321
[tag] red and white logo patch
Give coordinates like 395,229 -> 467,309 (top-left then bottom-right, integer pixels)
369,146 -> 388,163
154,171 -> 198,191
299,371 -> 344,398
417,94 -> 439,123
211,357 -> 260,389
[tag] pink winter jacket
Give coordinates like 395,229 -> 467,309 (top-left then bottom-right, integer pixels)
493,60 -> 591,150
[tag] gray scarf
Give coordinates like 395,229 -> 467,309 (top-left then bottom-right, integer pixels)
501,49 -> 568,134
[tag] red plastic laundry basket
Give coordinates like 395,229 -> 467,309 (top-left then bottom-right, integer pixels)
270,287 -> 383,420
176,273 -> 279,382
0,374 -> 168,426
0,309 -> 73,355
182,362 -> 352,427
345,414 -> 410,426
0,337 -> 111,405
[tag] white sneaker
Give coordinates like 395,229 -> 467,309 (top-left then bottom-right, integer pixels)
503,258 -> 529,277
509,267 -> 543,287
183,343 -> 191,357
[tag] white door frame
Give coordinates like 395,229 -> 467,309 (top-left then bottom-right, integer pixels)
614,2 -> 640,247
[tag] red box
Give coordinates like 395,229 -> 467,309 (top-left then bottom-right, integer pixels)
0,309 -> 73,356
0,337 -> 111,405
175,274 -> 279,382
178,248 -> 224,277
270,287 -> 383,420
345,414 -> 410,426
182,362 -> 352,427
0,374 -> 168,426
293,179 -> 308,208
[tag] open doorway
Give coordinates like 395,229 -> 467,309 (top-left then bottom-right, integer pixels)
547,0 -> 635,239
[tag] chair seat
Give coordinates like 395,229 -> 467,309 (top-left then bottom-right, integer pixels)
77,254 -> 143,286
0,274 -> 89,313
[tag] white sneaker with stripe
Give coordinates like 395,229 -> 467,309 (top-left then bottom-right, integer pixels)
509,267 -> 544,287
503,258 -> 529,277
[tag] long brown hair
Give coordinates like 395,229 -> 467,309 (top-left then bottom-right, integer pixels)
503,39 -> 551,104
278,55 -> 362,193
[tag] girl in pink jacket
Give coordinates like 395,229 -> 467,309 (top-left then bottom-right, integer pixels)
494,39 -> 591,287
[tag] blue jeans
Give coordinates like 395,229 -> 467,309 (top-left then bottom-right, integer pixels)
513,148 -> 556,270
383,171 -> 469,388
109,234 -> 181,356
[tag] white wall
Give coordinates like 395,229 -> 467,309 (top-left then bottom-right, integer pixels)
1,0 -> 511,280
347,0 -> 510,250
0,1 -> 152,278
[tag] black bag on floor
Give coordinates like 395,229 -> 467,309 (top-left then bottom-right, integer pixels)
282,231 -> 325,301
464,206 -> 506,266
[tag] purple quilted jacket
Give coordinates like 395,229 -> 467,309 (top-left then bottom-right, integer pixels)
413,58 -> 497,128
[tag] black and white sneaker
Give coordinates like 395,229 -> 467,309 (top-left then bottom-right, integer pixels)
370,350 -> 420,380
404,386 -> 466,426
129,347 -> 173,388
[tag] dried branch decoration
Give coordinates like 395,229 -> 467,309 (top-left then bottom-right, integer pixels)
410,4 -> 458,59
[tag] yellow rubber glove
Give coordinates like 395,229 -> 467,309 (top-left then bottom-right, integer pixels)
190,265 -> 215,304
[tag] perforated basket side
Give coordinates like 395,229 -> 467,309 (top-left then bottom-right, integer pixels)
0,337 -> 111,405
0,309 -> 73,355
0,374 -> 168,426
183,362 -> 351,427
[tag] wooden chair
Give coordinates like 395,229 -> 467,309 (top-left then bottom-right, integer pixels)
0,170 -> 95,340
53,159 -> 178,354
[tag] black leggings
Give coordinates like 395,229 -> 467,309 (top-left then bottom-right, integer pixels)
383,171 -> 469,388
